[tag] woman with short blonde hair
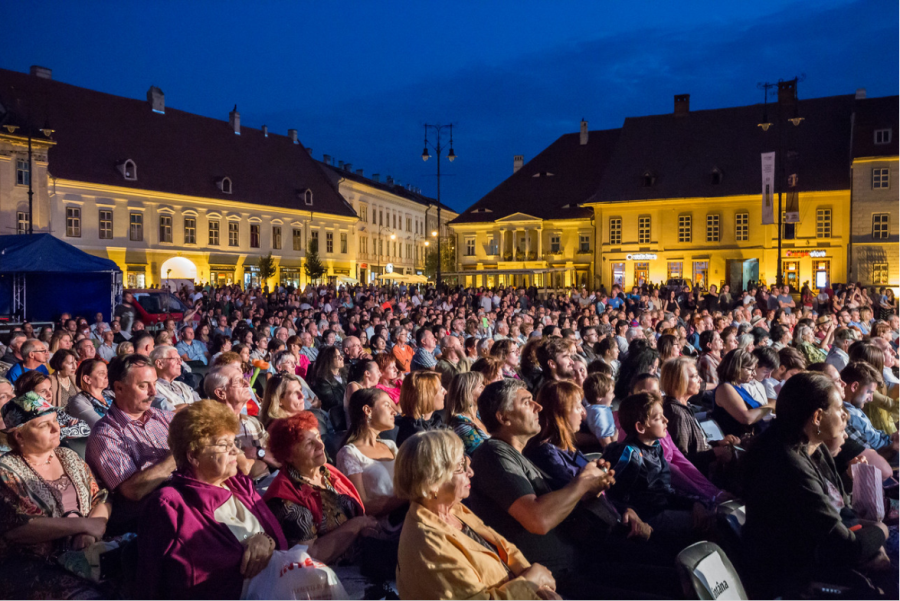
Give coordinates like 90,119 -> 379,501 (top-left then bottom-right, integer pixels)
395,430 -> 552,600
396,371 -> 446,446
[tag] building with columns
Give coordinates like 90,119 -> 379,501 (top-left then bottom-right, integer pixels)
0,66 -> 364,289
448,121 -> 616,288
318,159 -> 456,283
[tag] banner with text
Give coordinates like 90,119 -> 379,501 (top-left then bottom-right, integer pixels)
761,152 -> 775,225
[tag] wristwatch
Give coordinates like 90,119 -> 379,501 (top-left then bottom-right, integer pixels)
256,448 -> 266,459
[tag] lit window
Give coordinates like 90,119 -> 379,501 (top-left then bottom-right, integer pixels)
272,226 -> 282,249
130,213 -> 143,241
66,206 -> 81,238
465,238 -> 475,256
341,233 -> 348,254
873,167 -> 890,189
488,236 -> 498,255
292,228 -> 302,251
875,129 -> 892,145
638,216 -> 651,244
816,208 -> 832,239
184,217 -> 196,244
873,263 -> 889,285
250,224 -> 260,248
209,221 -> 220,246
667,261 -> 683,279
579,235 -> 590,253
873,213 -> 889,239
326,232 -> 333,253
16,159 -> 30,186
609,218 -> 622,245
99,210 -> 113,240
678,215 -> 692,243
735,212 -> 748,241
159,214 -> 172,243
16,212 -> 30,235
706,214 -> 719,242
228,222 -> 239,247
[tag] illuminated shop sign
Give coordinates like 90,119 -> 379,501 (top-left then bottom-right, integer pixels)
784,250 -> 827,258
626,253 -> 657,260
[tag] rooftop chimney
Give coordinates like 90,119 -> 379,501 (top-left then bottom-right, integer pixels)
323,154 -> 332,165
338,160 -> 344,168
147,86 -> 165,114
580,119 -> 588,145
344,163 -> 352,172
855,88 -> 867,99
777,80 -> 797,106
229,105 -> 241,135
674,94 -> 690,117
30,66 -> 52,79
288,129 -> 298,144
386,175 -> 394,185
356,169 -> 363,176
306,147 -> 313,155
372,173 -> 380,182
513,155 -> 524,173
261,125 -> 268,137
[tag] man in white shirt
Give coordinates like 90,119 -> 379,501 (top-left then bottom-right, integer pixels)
480,291 -> 493,313
97,330 -> 118,363
150,344 -> 199,410
825,327 -> 855,373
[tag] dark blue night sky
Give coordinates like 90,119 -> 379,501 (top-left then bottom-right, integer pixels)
3,0 -> 897,212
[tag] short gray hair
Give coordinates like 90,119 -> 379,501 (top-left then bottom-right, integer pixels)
149,344 -> 177,365
478,378 -> 527,434
20,339 -> 45,359
204,366 -> 231,399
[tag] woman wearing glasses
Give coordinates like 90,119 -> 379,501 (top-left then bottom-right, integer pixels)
137,400 -> 287,599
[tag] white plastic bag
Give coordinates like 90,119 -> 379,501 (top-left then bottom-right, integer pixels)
244,544 -> 348,600
851,462 -> 885,522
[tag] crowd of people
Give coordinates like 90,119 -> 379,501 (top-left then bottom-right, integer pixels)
0,278 -> 897,599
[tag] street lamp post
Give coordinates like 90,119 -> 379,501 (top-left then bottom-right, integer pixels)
421,124 -> 456,288
758,77 -> 803,288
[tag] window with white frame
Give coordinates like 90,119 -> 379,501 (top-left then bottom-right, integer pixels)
16,212 -> 30,235
292,228 -> 302,251
550,235 -> 561,253
341,233 -> 348,254
228,222 -> 239,247
159,214 -> 172,243
250,224 -> 260,248
66,206 -> 81,237
465,238 -> 475,256
360,236 -> 367,254
359,205 -> 367,222
406,243 -> 412,259
272,226 -> 281,249
326,232 -> 333,253
609,218 -> 622,245
816,208 -> 832,238
638,216 -> 651,244
130,213 -> 143,241
873,167 -> 890,189
706,214 -> 720,242
875,129 -> 892,145
16,159 -> 30,186
209,221 -> 220,246
579,235 -> 590,253
184,217 -> 196,244
678,215 -> 692,243
735,212 -> 749,241
304,189 -> 313,206
311,231 -> 319,252
873,213 -> 889,239
406,217 -> 412,232
873,263 -> 889,284
488,235 -> 498,255
99,210 -> 113,240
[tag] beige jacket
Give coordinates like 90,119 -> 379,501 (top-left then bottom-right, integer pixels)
397,501 -> 540,600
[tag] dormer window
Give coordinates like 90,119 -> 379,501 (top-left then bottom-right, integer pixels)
710,168 -> 722,185
641,171 -> 656,187
875,129 -> 892,144
531,171 -> 555,178
470,207 -> 493,214
304,189 -> 313,206
217,177 -> 233,194
117,159 -> 137,181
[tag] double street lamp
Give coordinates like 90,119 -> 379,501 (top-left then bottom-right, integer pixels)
421,124 -> 456,287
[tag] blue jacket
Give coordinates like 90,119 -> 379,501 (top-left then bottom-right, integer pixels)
603,436 -> 673,517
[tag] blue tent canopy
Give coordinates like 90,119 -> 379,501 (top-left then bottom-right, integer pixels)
0,234 -> 121,321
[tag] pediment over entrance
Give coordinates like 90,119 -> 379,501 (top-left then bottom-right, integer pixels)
497,212 -> 542,223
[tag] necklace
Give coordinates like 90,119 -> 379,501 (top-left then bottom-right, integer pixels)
24,452 -> 54,467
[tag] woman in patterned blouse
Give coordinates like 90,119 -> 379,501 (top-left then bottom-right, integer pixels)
444,372 -> 489,456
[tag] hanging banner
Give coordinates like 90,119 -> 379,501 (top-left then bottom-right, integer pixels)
784,173 -> 800,223
761,152 -> 775,225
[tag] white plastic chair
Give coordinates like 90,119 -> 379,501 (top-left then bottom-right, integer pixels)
675,541 -> 747,600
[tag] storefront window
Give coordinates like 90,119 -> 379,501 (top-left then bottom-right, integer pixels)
611,263 -> 625,287
280,268 -> 300,289
126,272 -> 146,288
693,261 -> 709,289
782,261 -> 799,290
244,266 -> 260,289
667,261 -> 683,280
815,260 -> 831,290
634,262 -> 649,287
211,270 -> 234,286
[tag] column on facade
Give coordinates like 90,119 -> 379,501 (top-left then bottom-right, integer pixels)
525,228 -> 531,260
537,227 -> 542,260
500,229 -> 507,258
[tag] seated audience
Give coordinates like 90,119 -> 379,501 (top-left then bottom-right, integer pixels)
583,372 -> 616,447
137,400 -> 286,599
6,339 -> 49,384
48,348 -> 79,409
396,370 -> 447,446
444,371 -> 489,455
373,352 -> 403,404
150,345 -> 200,410
713,349 -> 775,438
67,358 -> 114,427
309,346 -> 347,412
396,430 -> 557,600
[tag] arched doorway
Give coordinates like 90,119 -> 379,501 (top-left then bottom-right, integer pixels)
160,257 -> 197,291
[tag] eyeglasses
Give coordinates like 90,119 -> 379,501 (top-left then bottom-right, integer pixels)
205,440 -> 242,454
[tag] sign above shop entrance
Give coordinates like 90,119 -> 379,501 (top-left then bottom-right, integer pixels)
784,250 -> 827,258
626,253 -> 658,260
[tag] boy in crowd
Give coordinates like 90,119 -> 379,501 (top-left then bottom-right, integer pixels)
762,346 -> 806,401
584,372 -> 616,447
840,362 -> 898,477
743,347 -> 780,406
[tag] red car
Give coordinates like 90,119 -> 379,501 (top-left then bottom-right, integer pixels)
126,289 -> 188,326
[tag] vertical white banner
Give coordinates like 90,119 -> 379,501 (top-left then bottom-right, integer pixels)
761,152 -> 775,225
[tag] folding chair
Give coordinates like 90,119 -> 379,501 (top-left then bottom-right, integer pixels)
675,541 -> 747,600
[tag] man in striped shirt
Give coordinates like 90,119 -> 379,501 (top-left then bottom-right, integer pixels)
86,354 -> 176,533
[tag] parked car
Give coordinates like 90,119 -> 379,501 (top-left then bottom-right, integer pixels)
126,289 -> 188,326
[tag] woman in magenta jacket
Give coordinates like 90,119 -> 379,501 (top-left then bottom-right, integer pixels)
137,401 -> 287,599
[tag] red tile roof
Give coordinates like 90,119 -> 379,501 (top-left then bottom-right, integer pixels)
0,68 -> 357,218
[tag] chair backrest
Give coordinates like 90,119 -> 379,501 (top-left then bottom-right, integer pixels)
717,500 -> 746,542
676,541 -> 747,600
699,418 -> 724,442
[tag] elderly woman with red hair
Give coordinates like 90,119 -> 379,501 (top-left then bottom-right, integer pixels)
264,412 -> 378,564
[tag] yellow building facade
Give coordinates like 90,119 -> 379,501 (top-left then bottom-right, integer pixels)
588,190 -> 850,292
